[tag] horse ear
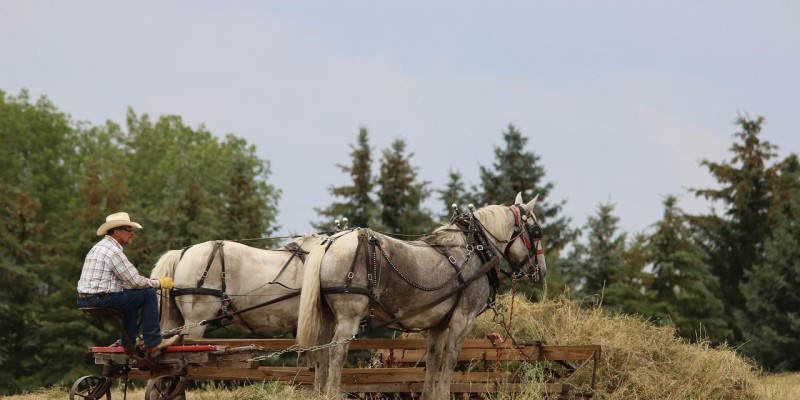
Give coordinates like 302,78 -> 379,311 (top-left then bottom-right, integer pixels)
514,192 -> 523,205
523,194 -> 539,214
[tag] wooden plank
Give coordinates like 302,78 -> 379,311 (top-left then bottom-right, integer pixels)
378,345 -> 601,363
122,366 -> 573,396
181,338 -> 600,360
341,382 -> 568,394
94,352 -> 210,365
181,338 -> 544,350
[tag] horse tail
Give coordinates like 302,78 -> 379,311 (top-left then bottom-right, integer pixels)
151,250 -> 184,330
296,244 -> 325,347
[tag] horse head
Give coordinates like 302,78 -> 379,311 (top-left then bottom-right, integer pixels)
475,192 -> 546,283
511,192 -> 546,282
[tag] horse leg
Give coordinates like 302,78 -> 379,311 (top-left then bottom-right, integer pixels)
312,303 -> 335,392
324,315 -> 360,398
420,328 -> 447,400
436,313 -> 478,400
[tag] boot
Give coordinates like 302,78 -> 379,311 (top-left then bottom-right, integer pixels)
146,335 -> 180,358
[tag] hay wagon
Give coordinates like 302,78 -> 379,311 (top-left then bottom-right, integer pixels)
72,309 -> 600,400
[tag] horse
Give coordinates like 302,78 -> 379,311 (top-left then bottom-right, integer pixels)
151,231 -> 328,338
296,193 -> 546,400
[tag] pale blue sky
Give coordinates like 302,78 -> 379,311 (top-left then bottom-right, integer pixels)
2,1 -> 798,237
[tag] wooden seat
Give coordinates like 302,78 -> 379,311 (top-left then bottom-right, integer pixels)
80,307 -> 135,349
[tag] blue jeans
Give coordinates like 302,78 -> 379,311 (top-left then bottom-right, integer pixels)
77,288 -> 162,348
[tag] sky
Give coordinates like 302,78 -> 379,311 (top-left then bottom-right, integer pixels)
2,1 -> 798,238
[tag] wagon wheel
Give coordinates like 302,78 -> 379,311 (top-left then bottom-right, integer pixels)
145,376 -> 187,400
69,375 -> 112,400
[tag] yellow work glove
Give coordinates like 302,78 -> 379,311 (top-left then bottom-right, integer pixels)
158,276 -> 174,290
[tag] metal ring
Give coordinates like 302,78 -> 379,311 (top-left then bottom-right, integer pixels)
448,256 -> 457,265
476,245 -> 484,251
347,272 -> 354,279
465,244 -> 474,252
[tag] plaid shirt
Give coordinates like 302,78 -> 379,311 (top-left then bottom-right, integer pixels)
77,235 -> 156,294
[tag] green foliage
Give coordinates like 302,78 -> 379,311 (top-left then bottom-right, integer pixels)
645,196 -> 729,342
739,154 -> 800,371
377,138 -> 434,235
478,124 -> 576,253
315,127 -> 380,230
436,169 -> 474,224
565,203 -> 628,298
690,115 -> 781,341
0,89 -> 279,394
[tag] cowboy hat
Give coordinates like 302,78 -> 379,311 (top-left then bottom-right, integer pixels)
96,212 -> 143,235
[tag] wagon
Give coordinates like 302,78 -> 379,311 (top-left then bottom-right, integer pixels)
72,308 -> 601,400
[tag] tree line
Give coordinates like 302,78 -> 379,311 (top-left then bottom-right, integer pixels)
0,88 -> 797,393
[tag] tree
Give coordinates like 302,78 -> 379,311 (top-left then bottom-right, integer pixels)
0,90 -> 79,392
0,90 -> 283,393
739,154 -> 800,371
377,138 -> 434,235
562,203 -> 630,308
646,196 -> 729,343
315,127 -> 380,230
478,124 -> 576,253
690,115 -> 780,341
436,169 -> 474,224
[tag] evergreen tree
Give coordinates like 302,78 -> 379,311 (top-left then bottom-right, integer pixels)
377,138 -> 434,235
436,169 -> 473,224
646,196 -> 729,342
315,127 -> 379,230
478,124 -> 576,253
690,115 -> 780,341
739,154 -> 800,371
0,90 -> 283,392
0,90 -> 78,392
565,203 -> 627,299
603,233 -> 654,316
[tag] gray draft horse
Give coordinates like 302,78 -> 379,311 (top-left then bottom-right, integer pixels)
297,193 -> 546,399
151,232 -> 327,338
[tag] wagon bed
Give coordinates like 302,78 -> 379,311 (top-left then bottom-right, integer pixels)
87,338 -> 600,399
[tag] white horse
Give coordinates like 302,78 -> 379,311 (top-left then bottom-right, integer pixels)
297,193 -> 546,400
151,232 -> 328,338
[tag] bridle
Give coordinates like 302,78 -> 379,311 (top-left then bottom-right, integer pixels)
479,205 -> 545,282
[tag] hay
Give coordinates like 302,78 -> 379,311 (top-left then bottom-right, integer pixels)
471,293 -> 761,400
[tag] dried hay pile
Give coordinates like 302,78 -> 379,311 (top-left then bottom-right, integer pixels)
470,293 -> 761,400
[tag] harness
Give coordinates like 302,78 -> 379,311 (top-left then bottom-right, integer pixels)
320,206 -> 543,333
170,240 -> 309,335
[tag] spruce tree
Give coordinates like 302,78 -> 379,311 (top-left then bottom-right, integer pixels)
564,203 -> 627,300
478,124 -> 576,252
690,115 -> 780,341
646,196 -> 729,342
377,138 -> 434,235
739,154 -> 800,371
315,127 -> 379,230
437,169 -> 473,224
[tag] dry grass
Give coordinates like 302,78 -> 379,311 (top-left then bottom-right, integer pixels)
8,295 -> 797,400
472,293 -> 760,399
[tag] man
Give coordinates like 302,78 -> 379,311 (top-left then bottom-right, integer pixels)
77,212 -> 178,356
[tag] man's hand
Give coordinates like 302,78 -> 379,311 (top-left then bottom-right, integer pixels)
158,277 -> 174,290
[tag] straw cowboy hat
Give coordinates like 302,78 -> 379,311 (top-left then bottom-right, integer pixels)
96,212 -> 143,235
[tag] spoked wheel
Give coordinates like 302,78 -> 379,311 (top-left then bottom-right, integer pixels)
145,376 -> 188,400
70,375 -> 113,400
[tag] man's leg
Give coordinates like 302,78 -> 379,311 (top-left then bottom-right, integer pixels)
104,289 -> 162,347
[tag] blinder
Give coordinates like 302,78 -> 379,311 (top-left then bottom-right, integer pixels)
504,205 -> 545,282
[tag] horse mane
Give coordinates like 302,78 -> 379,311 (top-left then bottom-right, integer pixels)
431,205 -> 508,244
